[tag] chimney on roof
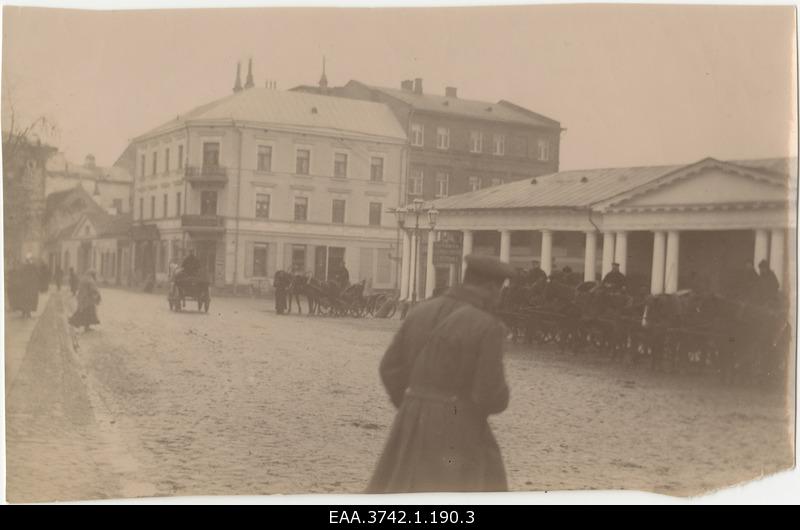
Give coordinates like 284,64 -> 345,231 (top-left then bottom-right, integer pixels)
244,58 -> 254,89
414,78 -> 423,95
445,86 -> 458,98
84,154 -> 96,169
233,62 -> 243,93
401,80 -> 414,91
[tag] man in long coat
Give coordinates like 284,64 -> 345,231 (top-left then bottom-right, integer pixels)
17,256 -> 40,318
367,254 -> 514,493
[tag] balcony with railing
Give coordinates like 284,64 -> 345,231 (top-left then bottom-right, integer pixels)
184,165 -> 228,187
181,214 -> 225,233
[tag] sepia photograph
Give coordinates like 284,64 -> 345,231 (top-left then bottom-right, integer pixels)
1,1 -> 797,504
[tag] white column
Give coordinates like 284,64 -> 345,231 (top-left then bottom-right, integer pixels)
409,231 -> 419,300
461,229 -> 473,281
665,230 -> 680,294
276,242 -> 285,272
584,231 -> 597,282
754,229 -> 770,267
499,230 -> 511,263
448,263 -> 456,287
540,230 -> 553,276
424,230 -> 436,298
614,231 -> 628,274
650,231 -> 666,295
399,230 -> 411,300
770,229 -> 785,289
602,232 -> 616,278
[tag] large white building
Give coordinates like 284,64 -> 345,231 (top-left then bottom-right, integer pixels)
411,157 -> 796,300
128,81 -> 407,291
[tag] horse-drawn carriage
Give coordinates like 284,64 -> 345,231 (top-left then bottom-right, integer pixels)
284,275 -> 393,318
498,276 -> 791,384
168,272 -> 211,313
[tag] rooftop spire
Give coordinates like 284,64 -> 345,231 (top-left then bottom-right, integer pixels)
245,58 -> 254,89
233,62 -> 243,93
319,55 -> 328,90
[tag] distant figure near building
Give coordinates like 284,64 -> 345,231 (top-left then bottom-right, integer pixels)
69,268 -> 79,296
273,270 -> 292,315
755,259 -> 780,306
16,256 -> 40,319
527,260 -> 547,286
602,262 -> 626,290
69,270 -> 101,332
367,254 -> 513,493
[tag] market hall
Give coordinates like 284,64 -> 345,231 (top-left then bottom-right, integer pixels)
401,157 -> 796,300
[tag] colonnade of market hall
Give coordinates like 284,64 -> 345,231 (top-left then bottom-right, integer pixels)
398,225 -> 791,301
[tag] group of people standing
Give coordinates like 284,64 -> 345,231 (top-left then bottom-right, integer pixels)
5,254 -> 100,332
513,259 -> 628,290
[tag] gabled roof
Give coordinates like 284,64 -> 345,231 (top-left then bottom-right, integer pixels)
44,184 -> 106,222
430,157 -> 794,212
135,88 -> 407,142
70,211 -> 132,240
349,81 -> 561,129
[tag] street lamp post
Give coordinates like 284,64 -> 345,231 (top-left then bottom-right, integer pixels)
389,199 -> 438,307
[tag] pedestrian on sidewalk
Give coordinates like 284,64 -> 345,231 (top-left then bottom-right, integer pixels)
69,268 -> 79,296
69,270 -> 101,332
16,255 -> 40,319
366,254 -> 513,494
53,266 -> 63,291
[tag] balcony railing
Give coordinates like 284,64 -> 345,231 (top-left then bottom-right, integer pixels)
181,214 -> 225,231
184,165 -> 228,186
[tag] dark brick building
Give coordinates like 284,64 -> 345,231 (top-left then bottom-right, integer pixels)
293,77 -> 562,204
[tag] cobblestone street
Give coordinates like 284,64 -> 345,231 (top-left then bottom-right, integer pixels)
5,287 -> 795,502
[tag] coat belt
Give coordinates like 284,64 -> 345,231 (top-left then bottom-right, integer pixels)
405,387 -> 459,403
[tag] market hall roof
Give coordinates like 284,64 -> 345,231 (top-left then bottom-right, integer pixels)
135,88 -> 408,142
429,157 -> 795,213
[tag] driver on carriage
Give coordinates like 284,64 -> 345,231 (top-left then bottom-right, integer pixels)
181,250 -> 202,279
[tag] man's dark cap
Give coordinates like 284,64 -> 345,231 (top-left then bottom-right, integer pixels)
464,254 -> 515,281
758,259 -> 769,268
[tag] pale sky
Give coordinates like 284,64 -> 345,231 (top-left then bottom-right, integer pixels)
1,4 -> 797,170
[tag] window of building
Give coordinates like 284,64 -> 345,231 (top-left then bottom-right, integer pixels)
334,153 -> 348,178
139,198 -> 144,219
493,134 -> 505,156
469,131 -> 483,153
294,196 -> 308,221
152,152 -> 158,175
469,176 -> 481,192
176,192 -> 182,216
435,172 -> 450,198
163,194 -> 168,218
200,190 -> 217,216
411,123 -> 424,146
491,177 -> 503,187
257,145 -> 272,172
292,245 -> 307,272
178,145 -> 184,169
408,168 -> 423,196
203,142 -> 220,168
253,243 -> 268,277
369,202 -> 382,226
256,193 -> 270,219
436,127 -> 450,150
296,148 -> 311,175
140,154 -> 146,178
370,157 -> 384,181
165,148 -> 171,173
331,199 -> 346,224
150,196 -> 156,218
537,138 -> 551,161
